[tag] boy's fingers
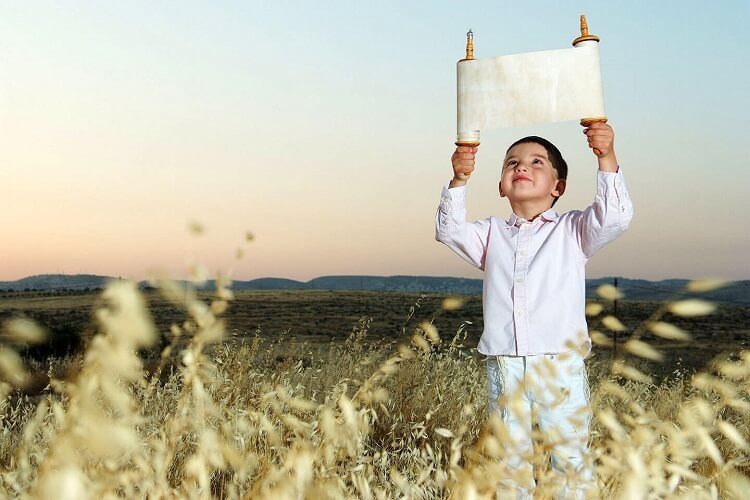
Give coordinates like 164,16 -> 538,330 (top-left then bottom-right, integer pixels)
452,153 -> 471,162
584,126 -> 611,135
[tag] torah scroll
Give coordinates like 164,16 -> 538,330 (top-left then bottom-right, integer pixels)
456,37 -> 605,146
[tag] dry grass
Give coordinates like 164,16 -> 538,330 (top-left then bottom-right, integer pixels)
0,277 -> 748,498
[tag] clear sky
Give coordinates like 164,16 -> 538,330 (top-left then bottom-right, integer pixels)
1,1 -> 748,282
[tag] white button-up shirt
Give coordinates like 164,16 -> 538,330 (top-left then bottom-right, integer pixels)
435,168 -> 633,356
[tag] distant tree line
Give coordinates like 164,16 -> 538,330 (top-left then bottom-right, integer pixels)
0,288 -> 104,296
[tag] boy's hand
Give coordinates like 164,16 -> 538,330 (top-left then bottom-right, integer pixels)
583,122 -> 614,157
583,122 -> 618,172
450,146 -> 478,188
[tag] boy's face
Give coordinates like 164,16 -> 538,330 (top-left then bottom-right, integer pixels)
499,142 -> 565,208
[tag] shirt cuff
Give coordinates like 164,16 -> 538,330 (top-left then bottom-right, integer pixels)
440,184 -> 467,213
596,166 -> 631,214
596,166 -> 624,192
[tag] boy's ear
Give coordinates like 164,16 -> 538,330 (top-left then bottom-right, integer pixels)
552,179 -> 566,198
498,180 -> 506,198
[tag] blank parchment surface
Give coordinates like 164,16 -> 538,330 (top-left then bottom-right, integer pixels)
457,43 -> 605,141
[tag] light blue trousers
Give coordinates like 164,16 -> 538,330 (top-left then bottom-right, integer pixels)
486,352 -> 594,499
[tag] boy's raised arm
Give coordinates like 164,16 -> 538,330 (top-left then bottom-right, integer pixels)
435,146 -> 491,270
573,123 -> 634,258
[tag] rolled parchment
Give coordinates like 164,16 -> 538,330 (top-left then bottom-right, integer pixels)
456,18 -> 605,146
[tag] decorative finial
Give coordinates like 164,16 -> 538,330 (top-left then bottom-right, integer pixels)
580,15 -> 589,36
572,15 -> 600,46
464,29 -> 475,60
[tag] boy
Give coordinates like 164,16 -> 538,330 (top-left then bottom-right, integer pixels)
435,123 -> 633,498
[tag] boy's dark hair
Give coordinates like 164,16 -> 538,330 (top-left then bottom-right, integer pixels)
506,136 -> 568,207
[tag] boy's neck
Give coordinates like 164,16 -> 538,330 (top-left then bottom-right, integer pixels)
510,200 -> 554,222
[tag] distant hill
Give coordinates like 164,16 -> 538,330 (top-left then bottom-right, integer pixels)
1,274 -> 748,305
0,274 -> 112,292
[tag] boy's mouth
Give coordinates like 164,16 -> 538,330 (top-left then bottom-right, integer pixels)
513,176 -> 531,182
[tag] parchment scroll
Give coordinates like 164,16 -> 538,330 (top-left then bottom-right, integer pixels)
457,39 -> 605,145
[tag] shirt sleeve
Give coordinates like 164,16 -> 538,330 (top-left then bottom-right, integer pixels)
435,184 -> 491,270
572,167 -> 634,259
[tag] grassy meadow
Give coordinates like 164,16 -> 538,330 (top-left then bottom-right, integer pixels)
0,281 -> 749,498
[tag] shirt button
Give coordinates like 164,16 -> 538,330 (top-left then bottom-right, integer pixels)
519,250 -> 527,256
515,276 -> 523,283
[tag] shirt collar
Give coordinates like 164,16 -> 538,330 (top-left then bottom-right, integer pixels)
508,208 -> 559,227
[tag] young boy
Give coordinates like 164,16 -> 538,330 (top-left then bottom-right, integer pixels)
435,123 -> 633,498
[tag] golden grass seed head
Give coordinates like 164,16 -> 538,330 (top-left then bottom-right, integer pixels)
419,321 -> 440,344
696,425 -> 725,466
281,414 -> 312,434
287,397 -> 318,412
170,323 -> 182,337
397,343 -> 415,360
624,339 -> 664,362
372,388 -> 389,403
585,302 -> 604,317
0,347 -> 28,386
596,284 -> 624,300
216,274 -> 233,289
716,420 -> 750,451
647,321 -> 692,341
77,416 -> 140,460
599,381 -> 632,401
99,280 -> 157,349
35,466 -> 90,500
434,428 -> 455,438
2,318 -> 48,344
379,363 -> 399,376
721,470 -> 750,499
188,263 -> 209,285
717,360 -> 750,380
686,278 -> 730,293
442,297 -> 465,311
668,299 -> 716,317
612,359 -> 653,384
690,373 -> 740,401
718,361 -> 750,380
198,323 -> 225,349
687,397 -> 716,425
411,333 -> 430,352
598,409 -> 626,439
589,330 -> 613,347
602,315 -> 627,332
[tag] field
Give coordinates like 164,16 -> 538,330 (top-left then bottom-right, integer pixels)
2,288 -> 747,379
0,283 -> 749,497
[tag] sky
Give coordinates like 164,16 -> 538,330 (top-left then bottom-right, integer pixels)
1,1 -> 748,282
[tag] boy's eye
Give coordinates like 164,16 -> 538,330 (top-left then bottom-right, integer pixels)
533,159 -> 542,164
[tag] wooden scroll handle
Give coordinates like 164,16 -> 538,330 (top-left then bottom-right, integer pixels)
580,117 -> 608,156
